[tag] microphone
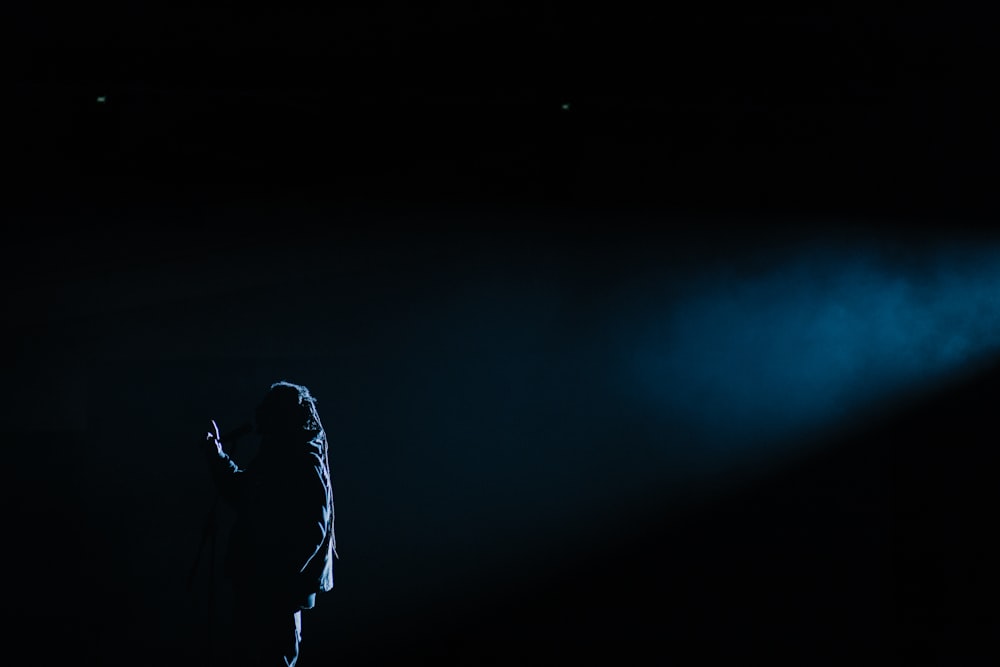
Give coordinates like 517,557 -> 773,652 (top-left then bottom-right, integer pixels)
221,422 -> 254,442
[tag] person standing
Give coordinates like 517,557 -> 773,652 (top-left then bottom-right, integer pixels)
201,381 -> 337,666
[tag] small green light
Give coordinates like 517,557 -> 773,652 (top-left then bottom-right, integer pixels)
561,103 -> 571,111
97,96 -> 107,104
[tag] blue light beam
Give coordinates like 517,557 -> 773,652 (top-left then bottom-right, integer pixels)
620,232 -> 1000,473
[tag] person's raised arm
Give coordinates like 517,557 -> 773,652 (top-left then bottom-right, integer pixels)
201,419 -> 247,505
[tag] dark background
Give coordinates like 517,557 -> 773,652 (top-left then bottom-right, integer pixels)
3,6 -> 997,666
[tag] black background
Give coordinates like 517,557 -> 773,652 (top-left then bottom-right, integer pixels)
3,6 -> 998,666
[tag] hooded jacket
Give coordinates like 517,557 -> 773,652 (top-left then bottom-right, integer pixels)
203,427 -> 336,612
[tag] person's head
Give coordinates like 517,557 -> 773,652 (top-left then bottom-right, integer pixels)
254,380 -> 323,438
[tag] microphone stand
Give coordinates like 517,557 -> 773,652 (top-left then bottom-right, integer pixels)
188,427 -> 249,667
188,494 -> 220,666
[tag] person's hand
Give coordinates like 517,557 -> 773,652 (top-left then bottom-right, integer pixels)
205,419 -> 223,455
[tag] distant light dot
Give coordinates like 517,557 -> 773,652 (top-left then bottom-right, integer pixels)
561,103 -> 571,111
97,96 -> 107,104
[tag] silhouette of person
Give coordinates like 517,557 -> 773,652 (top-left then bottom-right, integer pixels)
201,381 -> 337,666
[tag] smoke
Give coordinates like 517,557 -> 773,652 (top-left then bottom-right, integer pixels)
622,231 -> 1000,463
